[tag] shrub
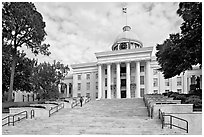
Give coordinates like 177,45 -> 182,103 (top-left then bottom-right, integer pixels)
173,94 -> 187,103
185,95 -> 202,108
169,92 -> 179,98
189,89 -> 202,98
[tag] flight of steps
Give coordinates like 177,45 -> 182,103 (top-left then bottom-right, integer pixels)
2,98 -> 186,135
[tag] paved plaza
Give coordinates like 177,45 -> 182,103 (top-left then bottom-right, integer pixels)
2,99 -> 185,135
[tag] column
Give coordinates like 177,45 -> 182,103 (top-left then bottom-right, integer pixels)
145,61 -> 151,94
126,62 -> 131,98
116,62 -> 121,98
107,64 -> 111,99
98,64 -> 102,99
136,61 -> 140,98
66,84 -> 69,97
187,77 -> 190,93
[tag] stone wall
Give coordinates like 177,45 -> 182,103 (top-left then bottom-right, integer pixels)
163,112 -> 202,135
153,104 -> 193,118
10,107 -> 49,118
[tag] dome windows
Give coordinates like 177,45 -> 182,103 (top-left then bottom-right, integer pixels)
111,25 -> 143,51
120,43 -> 128,50
112,41 -> 142,51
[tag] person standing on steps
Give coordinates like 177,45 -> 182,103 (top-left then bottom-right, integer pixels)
80,96 -> 83,107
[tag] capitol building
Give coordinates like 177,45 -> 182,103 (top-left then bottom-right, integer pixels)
63,25 -> 202,100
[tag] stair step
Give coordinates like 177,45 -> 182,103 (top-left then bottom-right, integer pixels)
2,98 -> 186,135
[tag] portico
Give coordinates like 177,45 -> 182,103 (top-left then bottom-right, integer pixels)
96,46 -> 153,99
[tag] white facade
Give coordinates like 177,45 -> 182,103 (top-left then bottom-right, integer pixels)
65,26 -> 202,100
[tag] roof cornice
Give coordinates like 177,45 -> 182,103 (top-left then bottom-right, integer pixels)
95,46 -> 153,58
71,62 -> 97,69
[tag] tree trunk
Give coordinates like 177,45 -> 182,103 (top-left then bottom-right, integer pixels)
7,54 -> 17,102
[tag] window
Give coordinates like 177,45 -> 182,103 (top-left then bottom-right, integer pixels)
153,69 -> 158,75
140,76 -> 144,85
121,79 -> 126,87
131,76 -> 135,83
153,78 -> 158,87
191,75 -> 196,84
105,78 -> 107,86
86,73 -> 90,80
131,64 -> 135,73
140,66 -> 145,72
78,75 -> 81,80
77,93 -> 81,97
114,67 -> 116,74
177,89 -> 182,93
165,79 -> 169,86
165,90 -> 169,93
113,78 -> 116,84
105,69 -> 107,75
87,82 -> 90,90
154,90 -> 158,94
86,93 -> 90,97
96,92 -> 98,98
96,82 -> 98,89
140,88 -> 145,97
77,83 -> 81,90
96,73 -> 98,79
105,90 -> 107,98
177,77 -> 182,86
120,43 -> 127,50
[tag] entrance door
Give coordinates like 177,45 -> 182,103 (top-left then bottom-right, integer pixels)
105,90 -> 107,98
121,90 -> 126,98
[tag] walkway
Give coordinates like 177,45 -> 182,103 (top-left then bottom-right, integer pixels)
2,98 -> 185,135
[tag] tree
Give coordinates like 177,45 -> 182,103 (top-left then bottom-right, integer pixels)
2,2 -> 51,101
31,61 -> 69,100
2,43 -> 37,100
156,2 -> 201,79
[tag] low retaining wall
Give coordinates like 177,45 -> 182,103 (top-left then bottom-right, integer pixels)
9,107 -> 49,118
153,104 -> 193,118
163,112 -> 202,135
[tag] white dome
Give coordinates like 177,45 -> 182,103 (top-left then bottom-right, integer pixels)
115,30 -> 140,43
112,26 -> 143,51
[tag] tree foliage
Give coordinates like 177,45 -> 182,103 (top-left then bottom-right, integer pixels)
31,61 -> 69,100
2,2 -> 51,101
2,44 -> 36,94
156,2 -> 202,79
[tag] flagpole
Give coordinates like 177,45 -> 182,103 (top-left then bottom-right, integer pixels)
126,10 -> 127,26
122,6 -> 127,26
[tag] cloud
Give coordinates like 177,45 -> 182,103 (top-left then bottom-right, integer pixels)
22,2 -> 183,66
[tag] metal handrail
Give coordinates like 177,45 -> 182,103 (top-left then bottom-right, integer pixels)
159,109 -> 188,133
2,115 -> 10,126
31,109 -> 35,119
71,100 -> 80,108
2,111 -> 28,126
71,97 -> 91,108
85,97 -> 91,103
49,103 -> 64,117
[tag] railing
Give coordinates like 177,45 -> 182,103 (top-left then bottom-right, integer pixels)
120,73 -> 126,77
85,97 -> 91,103
2,111 -> 28,126
159,109 -> 188,133
71,100 -> 80,108
71,97 -> 91,108
49,103 -> 64,117
31,109 -> 35,119
2,115 -> 10,127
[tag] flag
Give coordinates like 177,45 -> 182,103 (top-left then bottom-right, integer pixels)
122,7 -> 127,13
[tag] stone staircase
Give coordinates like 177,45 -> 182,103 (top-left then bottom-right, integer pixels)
2,98 -> 186,135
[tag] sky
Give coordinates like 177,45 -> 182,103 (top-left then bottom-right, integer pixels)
22,2 -> 183,66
